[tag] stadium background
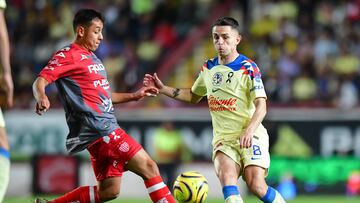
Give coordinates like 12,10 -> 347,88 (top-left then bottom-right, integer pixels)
2,0 -> 360,202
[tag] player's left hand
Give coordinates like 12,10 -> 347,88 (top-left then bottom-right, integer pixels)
239,132 -> 252,148
133,86 -> 159,101
143,73 -> 165,91
35,94 -> 50,115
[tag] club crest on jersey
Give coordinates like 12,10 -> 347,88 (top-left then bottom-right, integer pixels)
212,72 -> 223,86
119,142 -> 129,152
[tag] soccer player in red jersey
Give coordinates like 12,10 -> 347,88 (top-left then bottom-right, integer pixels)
32,9 -> 176,203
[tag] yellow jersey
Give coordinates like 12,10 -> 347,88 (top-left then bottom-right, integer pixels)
191,54 -> 268,146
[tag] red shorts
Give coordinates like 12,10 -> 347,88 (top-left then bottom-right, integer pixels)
87,128 -> 142,181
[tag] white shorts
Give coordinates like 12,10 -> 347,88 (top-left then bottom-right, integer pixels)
213,131 -> 270,177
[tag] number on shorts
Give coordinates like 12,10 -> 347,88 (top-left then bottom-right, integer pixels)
253,145 -> 262,155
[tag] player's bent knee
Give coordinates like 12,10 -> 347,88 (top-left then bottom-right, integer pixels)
142,158 -> 160,179
247,181 -> 267,197
127,150 -> 160,179
216,169 -> 238,185
99,189 -> 120,202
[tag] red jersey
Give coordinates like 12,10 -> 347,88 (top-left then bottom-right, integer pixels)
39,43 -> 119,154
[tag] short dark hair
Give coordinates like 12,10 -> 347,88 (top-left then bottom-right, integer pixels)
213,17 -> 240,33
73,9 -> 105,31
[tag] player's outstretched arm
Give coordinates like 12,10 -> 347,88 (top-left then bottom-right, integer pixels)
143,73 -> 203,104
239,97 -> 267,148
0,9 -> 13,108
32,77 -> 50,115
111,86 -> 158,104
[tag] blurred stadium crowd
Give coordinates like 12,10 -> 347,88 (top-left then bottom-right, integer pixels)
3,0 -> 360,109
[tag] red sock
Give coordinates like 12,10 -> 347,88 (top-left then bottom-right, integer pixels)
50,186 -> 100,203
144,176 -> 176,203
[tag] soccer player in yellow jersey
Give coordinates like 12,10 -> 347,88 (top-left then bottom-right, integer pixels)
144,17 -> 286,203
0,0 -> 13,202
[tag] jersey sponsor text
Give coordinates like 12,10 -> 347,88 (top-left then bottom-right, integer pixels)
88,64 -> 105,74
208,95 -> 237,112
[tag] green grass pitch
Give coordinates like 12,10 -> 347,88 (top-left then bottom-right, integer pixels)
4,195 -> 360,203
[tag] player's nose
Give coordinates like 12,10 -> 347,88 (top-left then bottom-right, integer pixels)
217,37 -> 224,44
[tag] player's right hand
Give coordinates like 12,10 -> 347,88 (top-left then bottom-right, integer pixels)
133,86 -> 159,101
143,73 -> 164,91
35,95 -> 50,115
239,132 -> 252,149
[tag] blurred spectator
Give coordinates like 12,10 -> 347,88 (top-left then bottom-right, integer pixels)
336,77 -> 359,110
152,121 -> 190,187
332,43 -> 359,76
153,20 -> 178,50
130,0 -> 156,15
292,69 -> 317,102
137,32 -> 161,79
313,28 -> 338,72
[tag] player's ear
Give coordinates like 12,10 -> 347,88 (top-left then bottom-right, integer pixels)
76,26 -> 85,37
236,34 -> 242,45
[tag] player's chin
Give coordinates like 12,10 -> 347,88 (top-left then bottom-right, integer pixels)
218,50 -> 230,57
92,44 -> 100,51
216,49 -> 225,54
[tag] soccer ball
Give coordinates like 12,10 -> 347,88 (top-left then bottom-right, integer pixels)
173,171 -> 209,203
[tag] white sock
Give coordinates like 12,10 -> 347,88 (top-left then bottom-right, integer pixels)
273,191 -> 286,203
0,154 -> 10,202
225,195 -> 244,203
261,186 -> 287,203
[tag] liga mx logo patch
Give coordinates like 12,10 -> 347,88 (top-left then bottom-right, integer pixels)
212,72 -> 223,86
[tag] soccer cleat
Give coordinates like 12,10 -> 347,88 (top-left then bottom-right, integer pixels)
33,198 -> 50,203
